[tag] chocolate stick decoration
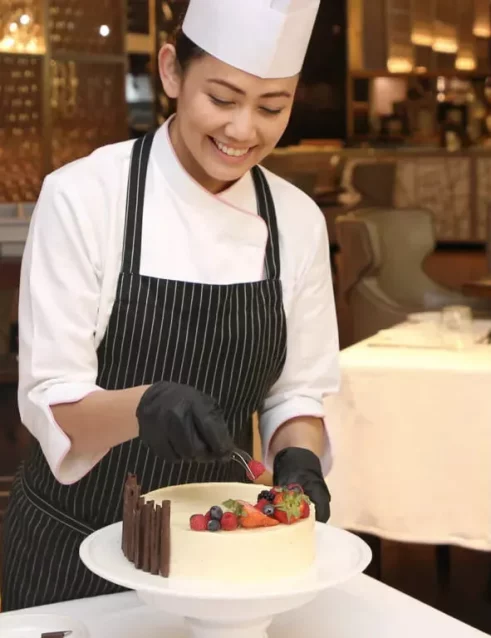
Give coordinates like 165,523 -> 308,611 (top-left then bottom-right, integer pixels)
160,500 -> 171,578
133,497 -> 144,569
142,501 -> 154,573
150,504 -> 162,576
122,474 -> 138,559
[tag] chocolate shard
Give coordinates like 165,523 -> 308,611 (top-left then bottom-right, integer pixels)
160,500 -> 171,578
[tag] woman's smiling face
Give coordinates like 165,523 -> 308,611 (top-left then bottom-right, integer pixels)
159,45 -> 299,193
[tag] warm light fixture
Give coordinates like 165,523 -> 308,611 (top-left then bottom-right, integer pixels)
411,0 -> 435,47
99,25 -> 110,37
387,57 -> 413,73
9,22 -> 18,33
473,25 -> 491,37
456,3 -> 477,72
432,37 -> 458,53
473,0 -> 491,37
455,56 -> 477,70
19,14 -> 30,25
411,33 -> 433,46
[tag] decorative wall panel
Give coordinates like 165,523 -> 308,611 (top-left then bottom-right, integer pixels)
476,158 -> 491,241
0,0 -> 45,54
50,59 -> 127,169
48,0 -> 124,55
0,53 -> 43,203
0,0 -> 127,204
394,158 -> 471,240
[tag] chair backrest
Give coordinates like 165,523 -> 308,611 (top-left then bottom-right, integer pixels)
337,207 -> 447,306
335,213 -> 375,297
354,207 -> 441,307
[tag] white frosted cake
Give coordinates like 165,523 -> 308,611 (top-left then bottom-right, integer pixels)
122,478 -> 316,584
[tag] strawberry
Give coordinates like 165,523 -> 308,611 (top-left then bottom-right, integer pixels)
190,514 -> 207,531
204,511 -> 212,524
300,500 -> 310,519
223,499 -> 279,529
247,459 -> 266,481
287,483 -> 304,494
221,512 -> 239,531
273,491 -> 305,525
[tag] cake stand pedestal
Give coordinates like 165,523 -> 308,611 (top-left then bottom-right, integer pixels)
80,522 -> 372,638
185,616 -> 272,638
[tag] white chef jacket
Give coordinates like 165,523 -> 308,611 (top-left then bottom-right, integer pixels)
18,119 -> 340,485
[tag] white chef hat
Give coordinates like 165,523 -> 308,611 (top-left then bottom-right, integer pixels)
182,0 -> 320,79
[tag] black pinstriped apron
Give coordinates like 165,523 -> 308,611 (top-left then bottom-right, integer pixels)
2,132 -> 287,611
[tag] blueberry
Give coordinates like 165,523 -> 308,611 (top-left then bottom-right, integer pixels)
210,506 -> 223,521
258,490 -> 275,503
263,504 -> 275,517
207,519 -> 221,532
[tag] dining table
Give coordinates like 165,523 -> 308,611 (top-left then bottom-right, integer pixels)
2,571 -> 489,637
325,316 -> 491,551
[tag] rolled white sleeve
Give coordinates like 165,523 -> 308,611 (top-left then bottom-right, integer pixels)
18,173 -> 108,485
259,214 -> 340,475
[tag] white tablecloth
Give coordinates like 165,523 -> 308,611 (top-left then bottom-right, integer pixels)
326,320 -> 491,551
5,574 -> 488,637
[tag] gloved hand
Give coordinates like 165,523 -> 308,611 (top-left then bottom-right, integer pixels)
273,447 -> 331,523
136,381 -> 234,462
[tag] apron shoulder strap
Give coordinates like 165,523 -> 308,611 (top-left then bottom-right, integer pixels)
251,166 -> 281,280
122,132 -> 155,273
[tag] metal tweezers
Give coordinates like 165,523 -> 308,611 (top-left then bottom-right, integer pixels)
230,447 -> 256,481
41,632 -> 73,637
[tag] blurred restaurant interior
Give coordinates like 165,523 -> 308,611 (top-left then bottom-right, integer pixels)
1,0 -> 491,632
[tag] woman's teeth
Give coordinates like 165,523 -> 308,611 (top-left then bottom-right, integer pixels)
213,139 -> 250,157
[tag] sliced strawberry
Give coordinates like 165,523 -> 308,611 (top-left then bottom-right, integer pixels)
223,499 -> 279,529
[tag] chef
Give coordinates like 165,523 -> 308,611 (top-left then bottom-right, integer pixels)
2,0 -> 339,611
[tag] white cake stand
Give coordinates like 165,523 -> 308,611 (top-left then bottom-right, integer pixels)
80,522 -> 371,638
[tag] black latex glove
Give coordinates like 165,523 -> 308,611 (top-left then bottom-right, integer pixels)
273,447 -> 331,523
136,381 -> 234,462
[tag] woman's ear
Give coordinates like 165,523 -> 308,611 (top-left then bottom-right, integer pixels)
158,44 -> 182,99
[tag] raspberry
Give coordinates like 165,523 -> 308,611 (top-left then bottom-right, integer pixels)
190,514 -> 207,531
255,498 -> 270,511
247,459 -> 266,480
221,512 -> 239,531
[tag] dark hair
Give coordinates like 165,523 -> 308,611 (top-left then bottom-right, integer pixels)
173,27 -> 206,73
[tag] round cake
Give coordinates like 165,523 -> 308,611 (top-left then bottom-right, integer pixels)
123,478 -> 316,584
